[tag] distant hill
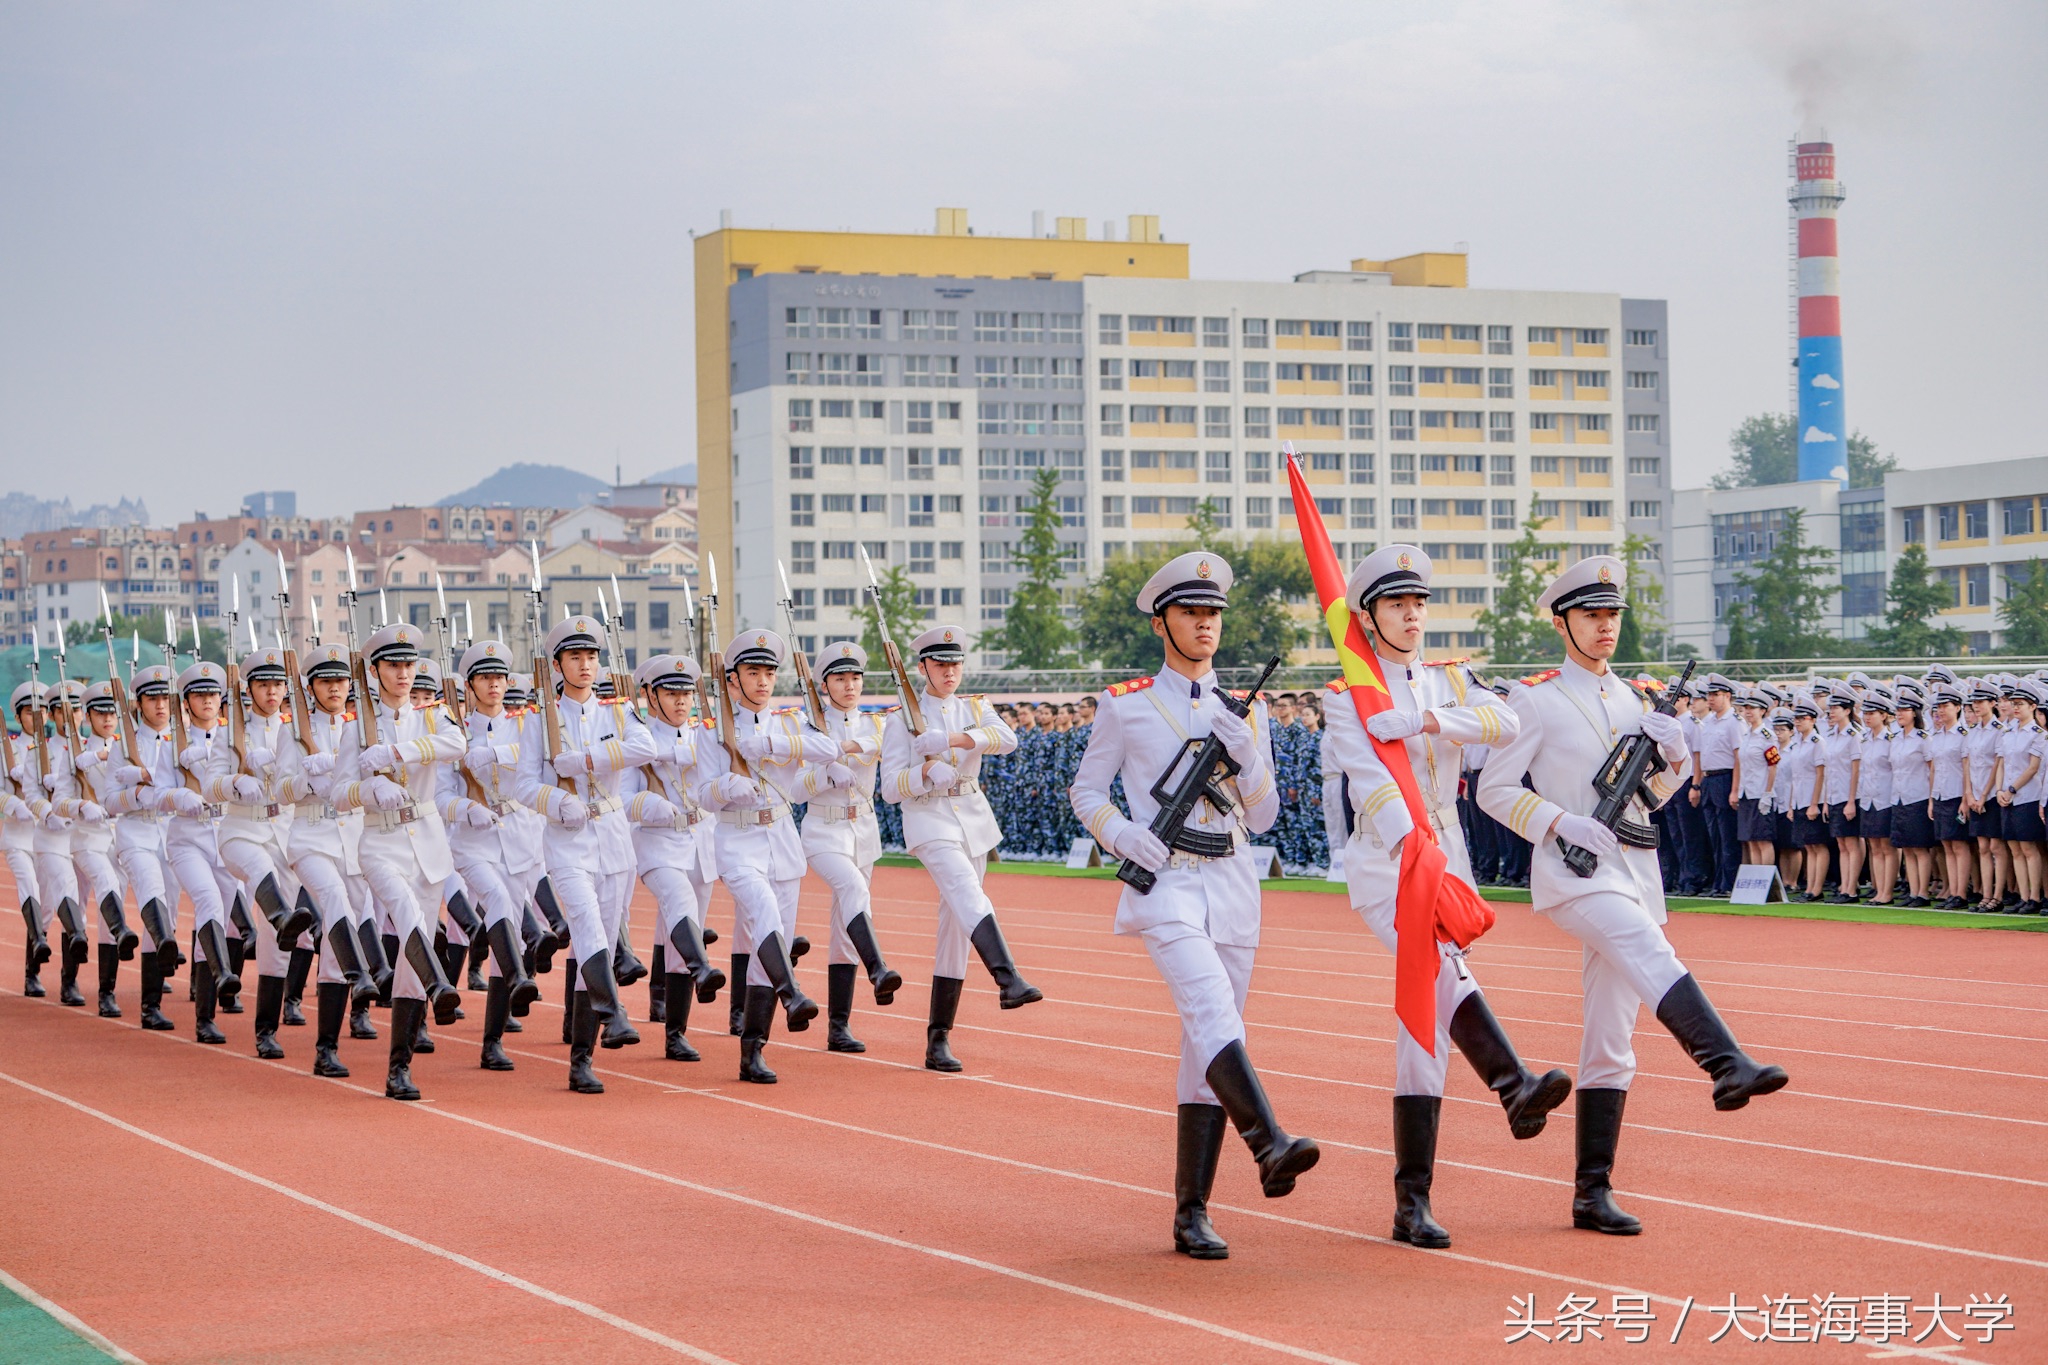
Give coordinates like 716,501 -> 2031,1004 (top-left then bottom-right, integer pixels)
641,462 -> 696,486
0,492 -> 149,539
438,463 -> 608,509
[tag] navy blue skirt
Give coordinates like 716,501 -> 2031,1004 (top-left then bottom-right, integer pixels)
1891,801 -> 1936,849
1932,796 -> 1968,843
1826,802 -> 1862,839
1775,811 -> 1797,846
1968,804 -> 2004,840
2003,801 -> 2046,843
1736,797 -> 1774,843
1791,810 -> 1831,848
1860,803 -> 1893,840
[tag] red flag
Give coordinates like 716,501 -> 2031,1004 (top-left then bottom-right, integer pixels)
1284,449 -> 1495,1053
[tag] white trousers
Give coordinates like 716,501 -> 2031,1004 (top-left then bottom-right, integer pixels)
356,842 -> 444,1003
218,831 -> 297,978
166,827 -> 236,936
542,861 -> 609,990
644,864 -> 714,946
73,846 -> 123,946
449,854 -> 524,980
910,839 -> 993,979
808,849 -> 877,965
724,863 -> 801,989
116,841 -> 180,953
294,850 -> 366,987
1140,924 -> 1255,1105
442,870 -> 475,947
6,845 -> 41,910
1543,891 -> 1690,1090
34,849 -> 80,925
1346,832 -> 1486,1096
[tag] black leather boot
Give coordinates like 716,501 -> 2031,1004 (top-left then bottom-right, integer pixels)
193,957 -> 226,1045
466,931 -> 489,993
58,943 -> 85,1006
140,898 -> 183,975
613,928 -> 649,987
326,920 -> 376,1009
580,950 -> 641,1048
754,933 -> 818,1032
480,978 -> 514,1071
402,926 -> 462,1026
532,877 -> 569,972
1654,974 -> 1789,1110
437,936 -> 469,1013
254,872 -> 315,946
561,955 -> 577,1044
376,931 -> 399,1007
96,942 -> 122,1017
789,935 -> 810,965
56,897 -> 92,965
20,897 -> 51,973
252,975 -> 287,1058
99,891 -> 140,961
485,918 -> 541,1014
198,921 -> 240,1005
1204,1041 -> 1320,1198
1572,1089 -> 1640,1234
1390,1096 -> 1451,1248
845,911 -> 902,1006
138,954 -> 172,1031
663,972 -> 699,1061
737,984 -> 779,1084
412,1010 -> 434,1053
1448,993 -> 1572,1139
1173,1104 -> 1229,1259
521,902 -> 558,977
647,944 -> 667,1023
728,953 -> 749,1035
282,947 -> 314,1026
313,982 -> 350,1078
386,998 -> 423,1100
568,991 -> 604,1094
925,975 -> 964,1073
222,935 -> 246,1011
668,917 -> 726,1005
357,923 -> 394,1004
349,1001 -> 379,1040
826,962 -> 864,1053
443,887 -> 482,942
968,914 -> 1042,1008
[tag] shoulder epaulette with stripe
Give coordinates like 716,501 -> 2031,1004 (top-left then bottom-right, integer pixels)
1520,669 -> 1562,687
1106,676 -> 1155,698
1422,657 -> 1469,669
1325,678 -> 1348,694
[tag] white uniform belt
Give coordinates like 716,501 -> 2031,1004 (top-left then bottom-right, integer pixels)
590,792 -> 622,816
366,801 -> 423,832
807,802 -> 872,823
122,809 -> 165,823
669,807 -> 704,829
226,801 -> 283,821
912,777 -> 981,802
477,798 -> 517,817
717,806 -> 786,827
295,799 -> 341,822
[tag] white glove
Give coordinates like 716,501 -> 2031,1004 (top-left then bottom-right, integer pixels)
178,743 -> 209,770
555,794 -> 590,830
1554,812 -> 1619,857
230,775 -> 266,804
715,773 -> 760,807
300,752 -> 335,778
911,728 -> 952,758
42,811 -> 68,833
636,793 -> 677,825
924,760 -> 958,791
73,745 -> 104,771
113,764 -> 149,788
1112,825 -> 1171,872
464,743 -> 513,775
364,775 -> 409,812
1637,709 -> 1687,763
1208,704 -> 1259,766
821,761 -> 855,789
78,802 -> 107,825
168,788 -> 204,818
553,749 -> 588,778
463,803 -> 498,830
3,795 -> 32,821
361,743 -> 397,774
1366,708 -> 1427,742
737,730 -> 790,764
244,746 -> 275,770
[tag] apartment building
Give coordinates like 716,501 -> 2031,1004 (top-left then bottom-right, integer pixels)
706,211 -> 1673,662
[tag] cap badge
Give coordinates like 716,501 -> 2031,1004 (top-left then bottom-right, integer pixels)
397,629 -> 409,643
266,653 -> 277,664
1597,565 -> 1613,584
756,634 -> 768,646
1396,551 -> 1412,571
840,645 -> 853,656
485,644 -> 496,655
1196,560 -> 1212,579
943,630 -> 955,642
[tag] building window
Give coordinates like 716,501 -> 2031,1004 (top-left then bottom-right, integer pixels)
1937,503 -> 1962,541
1577,328 -> 1609,346
1101,496 -> 1126,528
1485,368 -> 1513,399
1387,322 -> 1413,352
1626,414 -> 1660,434
1202,317 -> 1230,347
1629,500 -> 1662,519
1099,404 -> 1124,437
789,494 -> 815,527
1346,320 -> 1372,351
789,541 -> 815,574
1388,365 -> 1414,396
1965,501 -> 1990,539
1349,452 -> 1375,484
1391,498 -> 1417,530
1627,371 -> 1659,391
907,542 -> 936,574
1203,360 -> 1231,393
1627,456 -> 1661,476
1241,318 -> 1268,348
821,494 -> 855,513
1100,449 -> 1124,482
1389,410 -> 1415,442
859,446 -> 886,466
1350,498 -> 1377,529
1244,450 -> 1271,484
1204,406 -> 1232,438
906,495 -> 936,527
1491,498 -> 1516,530
1967,563 -> 1991,607
789,446 -> 814,480
1347,408 -> 1374,441
1346,364 -> 1373,396
1204,450 -> 1232,483
2006,498 -> 2038,537
1487,325 -> 1513,355
1098,314 -> 1122,346
1244,496 -> 1273,529
788,398 -> 813,431
907,402 -> 934,434
1243,407 -> 1271,439
1900,507 -> 1925,545
819,445 -> 853,467
1626,329 -> 1658,347
1241,361 -> 1270,394
1390,453 -> 1416,486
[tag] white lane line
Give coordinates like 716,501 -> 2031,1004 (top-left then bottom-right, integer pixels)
0,1264 -> 147,1364
0,991 -> 1362,1365
0,1068 -> 735,1364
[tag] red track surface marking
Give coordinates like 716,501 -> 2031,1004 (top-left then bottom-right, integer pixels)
2,863 -> 2042,1362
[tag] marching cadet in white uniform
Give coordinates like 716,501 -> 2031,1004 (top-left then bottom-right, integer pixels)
514,614 -> 655,1094
1070,552 -> 1318,1260
1478,556 -> 1788,1236
1321,545 -> 1569,1249
5,686 -> 54,996
14,682 -> 93,1007
333,623 -> 467,1101
285,643 -> 386,1076
103,663 -> 185,1031
414,661 -> 486,1001
624,653 -> 726,1063
693,629 -> 841,1084
201,648 -> 320,1061
441,640 -> 545,1073
796,641 -> 902,1054
880,625 -> 1042,1074
161,664 -> 245,1041
69,683 -> 143,1018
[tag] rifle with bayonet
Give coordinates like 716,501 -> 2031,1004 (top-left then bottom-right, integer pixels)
275,551 -> 314,756
341,547 -> 380,752
1558,657 -> 1697,878
99,586 -> 146,780
28,635 -> 51,785
776,558 -> 826,732
225,576 -> 249,769
50,623 -> 81,752
858,544 -> 924,739
528,543 -> 577,795
1116,655 -> 1284,895
162,608 -> 198,794
605,574 -> 642,719
700,552 -> 750,778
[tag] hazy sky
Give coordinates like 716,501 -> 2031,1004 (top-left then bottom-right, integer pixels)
2,1 -> 2042,520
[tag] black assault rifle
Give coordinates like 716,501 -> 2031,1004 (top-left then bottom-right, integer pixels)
1558,657 -> 1696,878
1117,655 -> 1283,896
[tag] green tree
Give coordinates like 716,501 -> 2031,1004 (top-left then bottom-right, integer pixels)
1733,509 -> 1837,661
1613,532 -> 1666,665
1866,542 -> 1964,657
1721,602 -> 1755,660
1998,558 -> 2048,655
1847,431 -> 1901,490
977,468 -> 1075,668
65,611 -> 228,665
1711,413 -> 1798,489
854,564 -> 927,664
1474,495 -> 1563,666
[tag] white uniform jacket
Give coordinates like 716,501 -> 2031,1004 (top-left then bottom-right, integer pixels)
286,709 -> 364,873
1320,660 -> 1516,855
65,731 -> 120,859
693,706 -> 841,882
879,692 -> 1016,859
625,715 -> 719,882
1476,660 -> 1690,920
104,723 -> 178,856
334,698 -> 463,883
798,704 -> 886,866
1070,668 -> 1277,946
513,693 -> 657,879
439,707 -> 542,875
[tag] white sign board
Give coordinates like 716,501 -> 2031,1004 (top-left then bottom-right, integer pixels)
1728,863 -> 1784,905
1065,837 -> 1103,869
1250,844 -> 1285,879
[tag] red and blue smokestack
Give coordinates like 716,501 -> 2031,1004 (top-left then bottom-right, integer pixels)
1792,140 -> 1847,485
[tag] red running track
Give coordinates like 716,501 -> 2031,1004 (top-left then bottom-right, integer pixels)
0,863 -> 2043,1363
